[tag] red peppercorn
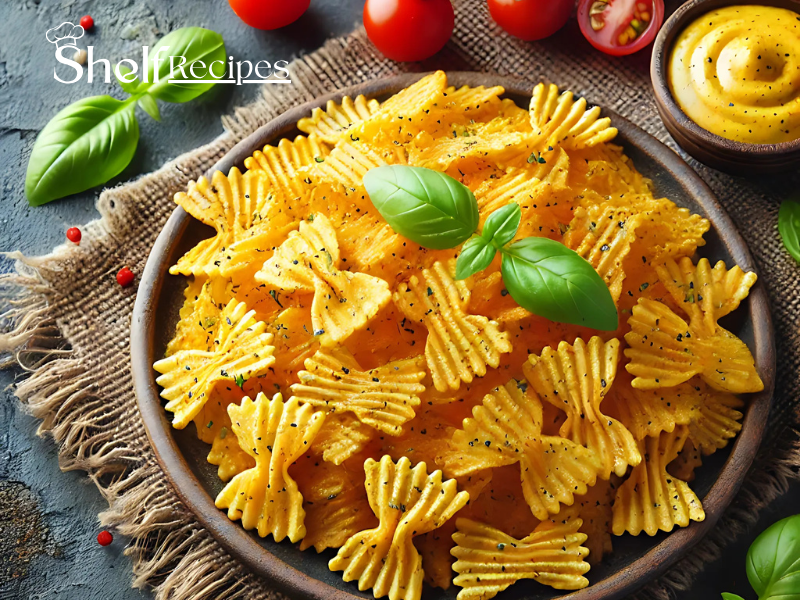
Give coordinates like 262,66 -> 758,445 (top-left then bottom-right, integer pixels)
66,227 -> 82,244
116,267 -> 135,287
80,15 -> 94,31
97,530 -> 113,546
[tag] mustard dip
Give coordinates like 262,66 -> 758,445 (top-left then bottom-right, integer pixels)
668,5 -> 800,144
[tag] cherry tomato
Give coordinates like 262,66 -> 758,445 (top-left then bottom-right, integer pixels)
363,0 -> 454,62
97,531 -> 113,546
578,0 -> 664,56
228,0 -> 310,30
487,0 -> 572,41
116,267 -> 135,288
79,15 -> 94,31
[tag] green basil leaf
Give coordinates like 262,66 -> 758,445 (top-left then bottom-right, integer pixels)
482,203 -> 521,248
364,165 -> 479,250
25,96 -> 139,206
115,63 -> 141,94
145,27 -> 226,103
138,94 -> 161,122
745,515 -> 800,600
500,237 -> 618,330
455,236 -> 496,280
778,200 -> 800,263
720,594 -> 746,600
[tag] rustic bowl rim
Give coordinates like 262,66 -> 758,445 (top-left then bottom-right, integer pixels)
131,71 -> 775,600
651,0 -> 800,156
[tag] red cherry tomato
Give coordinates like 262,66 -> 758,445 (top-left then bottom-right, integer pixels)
116,267 -> 135,288
79,15 -> 94,31
97,531 -> 113,546
228,0 -> 309,30
66,227 -> 82,244
487,0 -> 572,41
363,0 -> 454,62
577,0 -> 664,56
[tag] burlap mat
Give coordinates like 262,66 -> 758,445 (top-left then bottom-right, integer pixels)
2,0 -> 798,598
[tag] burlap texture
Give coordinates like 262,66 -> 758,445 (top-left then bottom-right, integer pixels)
2,1 -> 799,599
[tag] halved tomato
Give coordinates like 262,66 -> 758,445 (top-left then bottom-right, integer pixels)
577,0 -> 664,56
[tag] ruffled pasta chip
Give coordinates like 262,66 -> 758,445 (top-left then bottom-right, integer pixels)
311,412 -> 375,465
214,393 -> 326,542
529,83 -> 618,150
293,456 -> 378,552
329,455 -> 469,600
668,438 -> 702,482
687,382 -> 744,455
656,257 -> 758,335
415,519 -> 457,590
624,298 -> 763,393
255,214 -> 392,345
442,380 -> 600,519
394,261 -> 512,392
290,346 -> 426,435
568,480 -> 614,565
165,279 -> 222,356
564,204 -> 642,302
524,337 -> 641,479
297,95 -> 381,144
154,300 -> 276,429
612,426 -> 705,536
451,515 -> 590,600
207,420 -> 254,483
171,168 -> 277,277
243,134 -> 326,198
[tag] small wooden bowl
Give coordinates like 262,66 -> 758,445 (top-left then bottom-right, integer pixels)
651,0 -> 800,174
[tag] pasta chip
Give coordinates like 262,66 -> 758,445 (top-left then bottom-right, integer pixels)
154,300 -> 276,429
529,83 -> 618,150
329,455 -> 469,600
394,261 -> 512,392
292,455 -> 378,552
297,95 -> 381,144
255,214 -> 392,345
668,438 -> 702,482
415,519 -> 457,590
612,426 -> 705,536
656,257 -> 758,335
207,421 -> 254,483
171,168 -> 276,277
311,412 -> 376,465
165,279 -> 222,356
624,298 -> 763,393
451,515 -> 590,600
243,134 -> 326,198
290,346 -> 426,435
524,337 -> 641,479
442,380 -> 600,519
214,393 -> 325,542
687,382 -> 744,455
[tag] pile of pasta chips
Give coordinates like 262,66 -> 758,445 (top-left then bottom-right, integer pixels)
156,71 -> 763,600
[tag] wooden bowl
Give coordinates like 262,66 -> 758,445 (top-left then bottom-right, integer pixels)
651,0 -> 800,174
131,72 -> 775,600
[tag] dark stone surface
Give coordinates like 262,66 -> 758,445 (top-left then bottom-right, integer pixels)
0,0 -> 797,599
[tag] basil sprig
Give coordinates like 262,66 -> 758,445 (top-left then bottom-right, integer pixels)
722,514 -> 800,600
365,165 -> 618,331
25,27 -> 225,206
778,200 -> 800,264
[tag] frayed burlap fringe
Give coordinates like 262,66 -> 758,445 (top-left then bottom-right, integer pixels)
2,2 -> 799,599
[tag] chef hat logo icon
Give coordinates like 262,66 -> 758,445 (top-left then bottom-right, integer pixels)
46,22 -> 85,49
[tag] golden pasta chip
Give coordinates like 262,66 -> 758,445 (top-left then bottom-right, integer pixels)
297,95 -> 381,144
214,393 -> 326,542
394,261 -> 512,392
524,337 -> 641,479
612,426 -> 705,536
243,134 -> 326,198
311,412 -> 376,465
154,300 -> 276,429
451,515 -> 591,600
290,346 -> 426,435
329,455 -> 469,600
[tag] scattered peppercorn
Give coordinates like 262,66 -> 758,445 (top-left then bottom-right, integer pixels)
116,266 -> 135,287
66,227 -> 82,244
80,15 -> 95,31
97,530 -> 113,546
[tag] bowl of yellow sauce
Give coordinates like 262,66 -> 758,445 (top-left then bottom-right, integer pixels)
652,0 -> 800,173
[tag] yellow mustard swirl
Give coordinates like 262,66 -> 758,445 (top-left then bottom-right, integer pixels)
668,5 -> 800,144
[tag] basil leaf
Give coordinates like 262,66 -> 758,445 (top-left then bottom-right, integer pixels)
721,594 -> 745,600
455,236 -> 497,280
138,94 -> 161,122
145,27 -> 226,103
745,515 -> 800,600
778,200 -> 800,263
25,96 -> 139,206
482,203 -> 521,248
364,165 -> 478,250
500,237 -> 618,330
